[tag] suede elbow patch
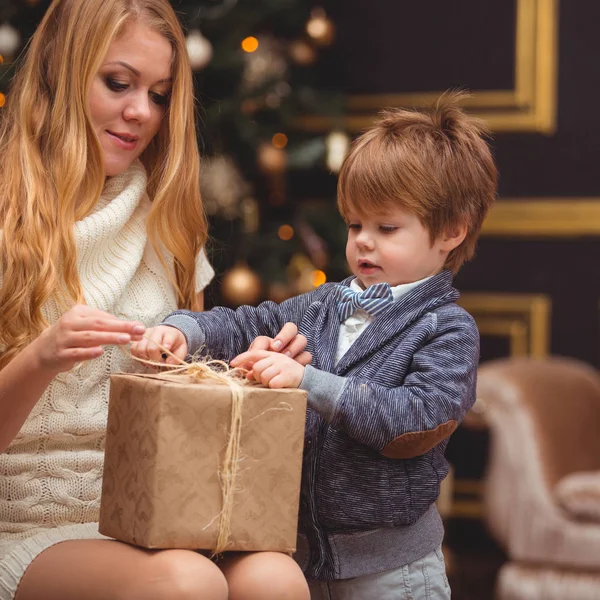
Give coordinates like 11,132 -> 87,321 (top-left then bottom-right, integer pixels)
381,420 -> 458,459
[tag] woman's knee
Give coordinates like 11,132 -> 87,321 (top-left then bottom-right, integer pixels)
223,551 -> 309,600
119,549 -> 228,600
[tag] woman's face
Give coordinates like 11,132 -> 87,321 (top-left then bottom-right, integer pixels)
89,20 -> 173,177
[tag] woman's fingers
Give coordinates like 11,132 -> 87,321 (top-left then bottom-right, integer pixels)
62,346 -> 105,361
65,330 -> 134,348
70,317 -> 145,336
279,334 -> 308,358
248,336 -> 273,352
270,323 -> 300,353
61,306 -> 146,340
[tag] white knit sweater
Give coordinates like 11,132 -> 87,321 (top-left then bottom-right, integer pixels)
0,161 -> 214,597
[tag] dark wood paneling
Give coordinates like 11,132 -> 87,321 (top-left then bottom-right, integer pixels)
317,0 -> 515,94
299,0 -> 600,368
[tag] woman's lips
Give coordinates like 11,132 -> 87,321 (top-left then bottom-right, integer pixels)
106,130 -> 138,151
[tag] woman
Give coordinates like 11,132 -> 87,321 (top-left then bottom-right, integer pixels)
0,1 -> 309,598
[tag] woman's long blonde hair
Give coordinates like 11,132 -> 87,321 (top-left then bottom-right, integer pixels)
0,0 -> 207,368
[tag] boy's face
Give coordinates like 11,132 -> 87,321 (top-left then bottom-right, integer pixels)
345,206 -> 457,288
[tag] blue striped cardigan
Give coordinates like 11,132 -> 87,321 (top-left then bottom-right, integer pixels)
164,270 -> 479,580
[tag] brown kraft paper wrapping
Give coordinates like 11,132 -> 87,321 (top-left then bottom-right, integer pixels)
99,373 -> 307,552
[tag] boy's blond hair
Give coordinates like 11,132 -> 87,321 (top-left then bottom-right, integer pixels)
337,91 -> 498,273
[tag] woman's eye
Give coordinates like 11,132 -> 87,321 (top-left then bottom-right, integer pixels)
105,77 -> 128,92
150,91 -> 170,106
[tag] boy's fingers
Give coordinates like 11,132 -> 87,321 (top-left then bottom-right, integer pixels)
146,337 -> 167,363
294,351 -> 312,366
165,346 -> 187,365
268,373 -> 290,389
137,337 -> 158,360
160,329 -> 178,351
231,349 -> 270,367
251,358 -> 277,384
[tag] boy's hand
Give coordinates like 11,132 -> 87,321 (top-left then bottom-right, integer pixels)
130,325 -> 188,365
230,350 -> 305,389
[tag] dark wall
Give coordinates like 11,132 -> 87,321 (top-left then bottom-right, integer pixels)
309,0 -> 600,367
460,0 -> 600,367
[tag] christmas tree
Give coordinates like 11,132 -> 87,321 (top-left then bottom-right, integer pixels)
0,0 -> 350,308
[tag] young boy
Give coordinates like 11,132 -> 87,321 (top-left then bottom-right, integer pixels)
133,92 -> 497,598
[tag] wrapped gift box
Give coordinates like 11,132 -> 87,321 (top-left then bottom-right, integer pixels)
99,373 -> 307,553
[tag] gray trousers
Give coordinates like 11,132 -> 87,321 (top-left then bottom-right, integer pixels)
307,547 -> 451,600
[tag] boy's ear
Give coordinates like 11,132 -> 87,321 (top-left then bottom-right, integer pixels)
440,224 -> 468,252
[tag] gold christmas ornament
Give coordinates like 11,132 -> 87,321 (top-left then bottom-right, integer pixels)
305,8 -> 335,46
241,36 -> 259,53
257,142 -> 287,174
221,263 -> 262,306
272,133 -> 288,149
287,253 -> 318,295
240,98 -> 260,114
277,224 -> 294,241
268,282 -> 291,304
0,23 -> 21,60
265,92 -> 282,109
242,36 -> 287,92
288,39 -> 317,66
240,197 -> 260,234
325,130 -> 350,173
200,156 -> 250,219
186,29 -> 213,71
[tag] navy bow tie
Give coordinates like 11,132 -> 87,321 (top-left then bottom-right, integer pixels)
336,282 -> 394,322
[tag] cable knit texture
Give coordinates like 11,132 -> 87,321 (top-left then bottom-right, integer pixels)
0,160 -> 214,598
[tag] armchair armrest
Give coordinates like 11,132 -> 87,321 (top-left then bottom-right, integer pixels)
555,471 -> 600,523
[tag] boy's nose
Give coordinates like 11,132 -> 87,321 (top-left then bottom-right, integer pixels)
355,232 -> 374,249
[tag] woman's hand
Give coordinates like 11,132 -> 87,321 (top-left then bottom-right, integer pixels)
34,305 -> 146,374
234,322 -> 311,381
230,350 -> 305,389
236,323 -> 312,375
130,325 -> 188,365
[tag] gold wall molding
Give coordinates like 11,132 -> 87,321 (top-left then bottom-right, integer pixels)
297,0 -> 558,134
450,292 -> 552,519
450,292 -> 553,520
451,479 -> 485,520
458,293 -> 551,358
483,199 -> 600,237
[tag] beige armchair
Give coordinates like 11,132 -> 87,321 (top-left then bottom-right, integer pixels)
478,357 -> 600,599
